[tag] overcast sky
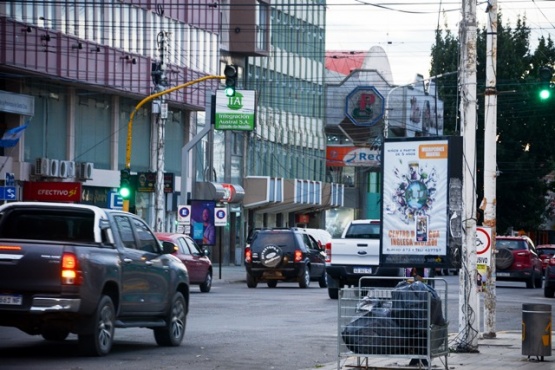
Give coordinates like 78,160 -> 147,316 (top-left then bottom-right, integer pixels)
326,0 -> 555,85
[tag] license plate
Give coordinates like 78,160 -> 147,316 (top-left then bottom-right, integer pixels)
0,294 -> 22,305
497,272 -> 510,277
353,267 -> 372,274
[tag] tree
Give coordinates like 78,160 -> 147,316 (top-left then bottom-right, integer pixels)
430,14 -> 555,234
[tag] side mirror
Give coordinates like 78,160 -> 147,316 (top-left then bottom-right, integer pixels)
161,241 -> 178,254
203,247 -> 211,257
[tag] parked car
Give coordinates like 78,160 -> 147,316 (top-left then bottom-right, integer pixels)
536,244 -> 555,273
244,228 -> 327,289
294,227 -> 333,248
495,235 -> 542,289
544,254 -> 555,298
155,232 -> 213,293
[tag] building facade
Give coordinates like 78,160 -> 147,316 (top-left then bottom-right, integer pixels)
0,1 -> 342,265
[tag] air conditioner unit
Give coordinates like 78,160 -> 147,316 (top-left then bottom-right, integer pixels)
35,158 -> 50,176
77,162 -> 94,180
66,161 -> 76,178
49,159 -> 60,177
59,160 -> 70,178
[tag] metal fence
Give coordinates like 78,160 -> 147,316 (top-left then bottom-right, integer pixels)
337,277 -> 449,370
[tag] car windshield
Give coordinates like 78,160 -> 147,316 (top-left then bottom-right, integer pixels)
496,239 -> 526,250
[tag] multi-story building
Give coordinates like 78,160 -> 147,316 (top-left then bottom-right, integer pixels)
0,1 -> 341,265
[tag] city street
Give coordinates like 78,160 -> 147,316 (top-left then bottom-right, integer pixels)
0,271 -> 552,370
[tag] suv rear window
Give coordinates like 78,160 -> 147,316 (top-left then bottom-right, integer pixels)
496,239 -> 526,250
251,231 -> 296,251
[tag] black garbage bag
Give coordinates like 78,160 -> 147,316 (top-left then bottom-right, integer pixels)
391,281 -> 445,333
341,309 -> 408,355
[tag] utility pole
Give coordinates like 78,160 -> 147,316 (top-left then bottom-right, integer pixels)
455,0 -> 479,351
482,0 -> 497,339
154,32 -> 168,232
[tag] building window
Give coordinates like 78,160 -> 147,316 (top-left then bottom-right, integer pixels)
256,1 -> 268,51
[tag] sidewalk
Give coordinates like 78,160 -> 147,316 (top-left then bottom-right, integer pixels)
214,266 -> 554,370
317,331 -> 554,370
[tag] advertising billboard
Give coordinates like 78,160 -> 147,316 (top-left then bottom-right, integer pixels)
189,200 -> 216,246
380,136 -> 462,269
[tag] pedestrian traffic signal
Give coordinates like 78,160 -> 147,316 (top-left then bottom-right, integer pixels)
538,66 -> 553,101
224,65 -> 238,97
119,168 -> 132,199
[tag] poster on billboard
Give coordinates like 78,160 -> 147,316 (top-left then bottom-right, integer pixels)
189,200 -> 216,246
380,136 -> 462,269
402,89 -> 444,137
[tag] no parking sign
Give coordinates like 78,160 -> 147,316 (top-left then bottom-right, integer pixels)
476,227 -> 492,276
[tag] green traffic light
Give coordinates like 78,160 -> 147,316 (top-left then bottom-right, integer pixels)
225,86 -> 235,97
540,88 -> 551,100
119,187 -> 131,199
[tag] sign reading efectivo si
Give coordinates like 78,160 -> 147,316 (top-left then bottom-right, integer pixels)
215,90 -> 256,131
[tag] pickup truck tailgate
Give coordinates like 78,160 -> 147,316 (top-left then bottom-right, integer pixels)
328,239 -> 380,266
0,242 -> 64,294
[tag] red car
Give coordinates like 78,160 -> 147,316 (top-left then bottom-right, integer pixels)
156,232 -> 213,293
536,244 -> 555,273
495,235 -> 543,289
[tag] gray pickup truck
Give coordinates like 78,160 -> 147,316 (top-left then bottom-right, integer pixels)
325,219 -> 404,299
0,202 -> 190,356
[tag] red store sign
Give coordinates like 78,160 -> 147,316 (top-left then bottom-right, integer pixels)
23,181 -> 82,203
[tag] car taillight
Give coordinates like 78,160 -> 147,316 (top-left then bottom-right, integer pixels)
294,249 -> 303,263
244,247 -> 252,263
61,252 -> 82,285
325,242 -> 331,263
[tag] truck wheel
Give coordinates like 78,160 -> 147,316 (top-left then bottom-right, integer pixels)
328,287 -> 339,299
78,295 -> 115,356
267,280 -> 278,288
299,266 -> 310,288
154,292 -> 187,347
246,272 -> 258,288
545,285 -> 555,298
199,272 -> 212,293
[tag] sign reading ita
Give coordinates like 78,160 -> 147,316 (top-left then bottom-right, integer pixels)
215,90 -> 256,131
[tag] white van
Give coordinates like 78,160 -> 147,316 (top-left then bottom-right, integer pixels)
294,227 -> 332,248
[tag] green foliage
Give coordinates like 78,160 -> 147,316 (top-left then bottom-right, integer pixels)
431,13 -> 555,234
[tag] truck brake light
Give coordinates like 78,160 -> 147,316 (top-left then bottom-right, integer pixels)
61,252 -> 82,285
325,242 -> 331,263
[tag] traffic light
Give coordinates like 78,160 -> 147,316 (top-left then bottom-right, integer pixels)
224,65 -> 238,97
538,66 -> 553,101
119,168 -> 132,199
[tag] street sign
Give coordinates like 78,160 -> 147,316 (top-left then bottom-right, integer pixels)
5,173 -> 14,187
4,186 -> 16,200
476,226 -> 492,281
177,205 -> 191,224
108,191 -> 123,210
215,207 -> 227,226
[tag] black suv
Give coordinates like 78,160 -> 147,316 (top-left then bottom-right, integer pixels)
244,229 -> 327,288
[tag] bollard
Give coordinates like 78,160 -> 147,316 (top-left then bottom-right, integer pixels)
522,303 -> 552,361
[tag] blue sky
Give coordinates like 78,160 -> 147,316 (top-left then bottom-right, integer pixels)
326,0 -> 555,84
